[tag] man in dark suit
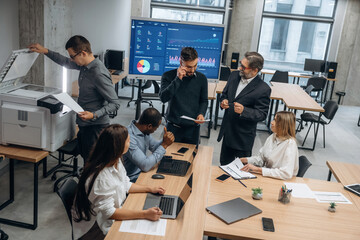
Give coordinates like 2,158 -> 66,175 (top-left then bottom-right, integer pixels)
217,52 -> 271,165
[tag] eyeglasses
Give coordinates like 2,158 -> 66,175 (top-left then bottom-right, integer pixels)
70,51 -> 81,59
240,63 -> 252,70
181,62 -> 197,70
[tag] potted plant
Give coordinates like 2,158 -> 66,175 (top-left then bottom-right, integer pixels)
252,187 -> 263,200
328,202 -> 337,212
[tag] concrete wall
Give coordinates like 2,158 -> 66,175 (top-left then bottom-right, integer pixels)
44,0 -> 72,90
336,0 -> 360,106
72,0 -> 132,57
131,0 -> 151,18
226,0 -> 258,66
0,0 -> 19,67
19,0 -> 44,85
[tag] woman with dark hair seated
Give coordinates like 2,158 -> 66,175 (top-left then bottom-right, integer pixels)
73,124 -> 165,240
240,111 -> 299,180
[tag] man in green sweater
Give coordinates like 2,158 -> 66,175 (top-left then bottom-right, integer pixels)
160,47 -> 208,146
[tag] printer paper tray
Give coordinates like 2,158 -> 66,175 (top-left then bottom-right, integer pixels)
3,123 -> 42,148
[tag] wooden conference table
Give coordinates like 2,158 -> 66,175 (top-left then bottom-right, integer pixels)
326,161 -> 360,210
105,143 -> 213,240
204,166 -> 360,240
270,82 -> 324,150
0,145 -> 49,230
261,69 -> 337,102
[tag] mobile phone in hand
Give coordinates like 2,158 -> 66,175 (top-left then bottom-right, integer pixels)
262,217 -> 275,232
215,174 -> 230,182
177,147 -> 189,154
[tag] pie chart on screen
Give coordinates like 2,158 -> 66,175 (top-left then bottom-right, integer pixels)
137,59 -> 150,73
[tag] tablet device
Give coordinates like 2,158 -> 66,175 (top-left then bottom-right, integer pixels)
344,183 -> 360,197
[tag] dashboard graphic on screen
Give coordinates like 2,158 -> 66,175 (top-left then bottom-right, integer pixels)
129,18 -> 224,80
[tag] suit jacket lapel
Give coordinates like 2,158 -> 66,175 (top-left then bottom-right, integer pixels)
234,75 -> 261,100
230,73 -> 241,101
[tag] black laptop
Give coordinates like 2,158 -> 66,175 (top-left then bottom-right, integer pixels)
156,155 -> 191,176
143,173 -> 193,219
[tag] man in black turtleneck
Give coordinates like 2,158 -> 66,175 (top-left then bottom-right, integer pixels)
159,47 -> 208,146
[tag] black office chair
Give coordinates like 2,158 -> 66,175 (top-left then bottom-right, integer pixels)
0,228 -> 8,240
270,70 -> 289,83
297,155 -> 312,177
140,80 -> 165,115
298,100 -> 338,148
305,77 -> 327,104
304,84 -> 315,95
296,84 -> 316,132
56,178 -> 78,240
219,66 -> 231,81
51,139 -> 80,192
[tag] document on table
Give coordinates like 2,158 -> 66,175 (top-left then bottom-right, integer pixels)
52,92 -> 84,113
180,115 -> 210,122
220,157 -> 256,180
284,182 -> 315,198
119,219 -> 167,236
313,191 -> 352,204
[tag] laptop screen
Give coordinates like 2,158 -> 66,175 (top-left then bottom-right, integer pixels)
179,173 -> 193,204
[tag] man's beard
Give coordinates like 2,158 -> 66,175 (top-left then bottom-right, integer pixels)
239,71 -> 252,79
186,71 -> 194,77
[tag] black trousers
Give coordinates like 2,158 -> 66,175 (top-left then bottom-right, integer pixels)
77,124 -> 109,163
166,122 -> 200,147
219,141 -> 251,165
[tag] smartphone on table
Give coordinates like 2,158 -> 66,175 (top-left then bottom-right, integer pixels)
177,147 -> 189,154
215,174 -> 230,182
262,217 -> 275,232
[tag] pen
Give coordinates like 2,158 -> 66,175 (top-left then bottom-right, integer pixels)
238,179 -> 247,188
171,153 -> 184,156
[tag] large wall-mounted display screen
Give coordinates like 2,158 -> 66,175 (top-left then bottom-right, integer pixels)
129,18 -> 224,80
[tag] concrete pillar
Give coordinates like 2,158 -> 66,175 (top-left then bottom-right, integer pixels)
335,0 -> 360,106
227,0 -> 257,64
44,0 -> 72,91
19,0 -> 44,85
18,0 -> 72,90
131,0 -> 151,18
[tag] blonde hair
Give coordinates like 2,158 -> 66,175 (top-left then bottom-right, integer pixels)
274,111 -> 296,139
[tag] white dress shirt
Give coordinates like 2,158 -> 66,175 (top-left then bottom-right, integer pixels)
235,74 -> 256,97
247,134 -> 299,180
73,159 -> 133,239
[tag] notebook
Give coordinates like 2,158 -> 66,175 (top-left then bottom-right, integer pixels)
206,197 -> 262,224
220,158 -> 256,180
143,173 -> 193,219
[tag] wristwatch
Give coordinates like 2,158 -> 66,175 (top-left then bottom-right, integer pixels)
92,112 -> 98,120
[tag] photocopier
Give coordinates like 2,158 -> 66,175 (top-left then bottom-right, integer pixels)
0,49 -> 76,152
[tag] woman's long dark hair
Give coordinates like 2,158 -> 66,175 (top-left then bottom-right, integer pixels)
73,124 -> 128,222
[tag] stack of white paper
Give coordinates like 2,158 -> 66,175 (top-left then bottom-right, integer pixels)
220,158 -> 256,179
119,219 -> 167,236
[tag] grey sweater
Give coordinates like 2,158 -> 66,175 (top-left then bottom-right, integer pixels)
46,50 -> 120,126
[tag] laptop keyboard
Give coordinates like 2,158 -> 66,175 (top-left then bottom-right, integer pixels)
161,160 -> 187,174
159,197 -> 174,215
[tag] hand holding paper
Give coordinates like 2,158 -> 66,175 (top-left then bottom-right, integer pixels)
52,92 -> 84,113
180,115 -> 210,123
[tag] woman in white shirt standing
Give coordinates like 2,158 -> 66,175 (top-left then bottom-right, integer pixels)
73,124 -> 165,240
240,111 -> 299,180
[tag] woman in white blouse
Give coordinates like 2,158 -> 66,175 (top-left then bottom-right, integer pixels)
240,111 -> 299,180
73,124 -> 165,240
